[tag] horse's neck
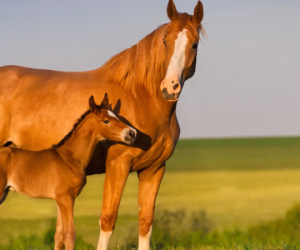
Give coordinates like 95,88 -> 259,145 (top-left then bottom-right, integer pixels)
56,116 -> 98,170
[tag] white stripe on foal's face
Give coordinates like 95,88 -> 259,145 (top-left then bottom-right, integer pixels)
107,110 -> 118,119
165,28 -> 188,81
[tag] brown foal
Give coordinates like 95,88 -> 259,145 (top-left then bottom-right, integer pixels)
0,94 -> 136,250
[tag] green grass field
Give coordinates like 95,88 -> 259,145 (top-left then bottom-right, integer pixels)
0,137 -> 300,249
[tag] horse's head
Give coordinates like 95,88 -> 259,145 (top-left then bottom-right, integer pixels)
89,94 -> 136,145
160,0 -> 204,101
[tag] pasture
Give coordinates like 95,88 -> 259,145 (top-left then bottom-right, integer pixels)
0,137 -> 300,249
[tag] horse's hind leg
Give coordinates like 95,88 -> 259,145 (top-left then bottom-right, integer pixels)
0,171 -> 9,205
0,102 -> 11,147
0,148 -> 10,205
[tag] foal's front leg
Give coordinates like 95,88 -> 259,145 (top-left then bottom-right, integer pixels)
56,196 -> 76,250
54,207 -> 64,250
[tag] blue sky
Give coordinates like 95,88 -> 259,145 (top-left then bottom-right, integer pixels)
0,0 -> 299,138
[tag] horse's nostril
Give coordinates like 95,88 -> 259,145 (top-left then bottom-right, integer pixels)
129,130 -> 136,139
173,83 -> 179,90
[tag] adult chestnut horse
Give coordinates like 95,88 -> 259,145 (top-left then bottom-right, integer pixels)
0,0 -> 204,249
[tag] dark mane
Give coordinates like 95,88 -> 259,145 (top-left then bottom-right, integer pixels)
53,110 -> 92,148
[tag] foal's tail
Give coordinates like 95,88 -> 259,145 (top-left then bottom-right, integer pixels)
0,187 -> 9,205
0,146 -> 13,205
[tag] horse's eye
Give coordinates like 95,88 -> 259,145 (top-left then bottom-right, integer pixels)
192,43 -> 198,50
103,120 -> 110,124
163,39 -> 167,46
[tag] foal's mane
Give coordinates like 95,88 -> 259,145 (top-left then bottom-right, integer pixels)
53,110 -> 92,148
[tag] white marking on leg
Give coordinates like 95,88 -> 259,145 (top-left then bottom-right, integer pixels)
97,229 -> 113,250
138,226 -> 152,250
165,28 -> 188,80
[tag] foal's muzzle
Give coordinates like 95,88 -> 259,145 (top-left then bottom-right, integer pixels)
124,128 -> 137,145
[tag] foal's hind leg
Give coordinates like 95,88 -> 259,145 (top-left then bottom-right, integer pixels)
56,196 -> 76,250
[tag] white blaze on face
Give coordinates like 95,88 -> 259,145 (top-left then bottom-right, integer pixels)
165,28 -> 188,81
107,110 -> 118,119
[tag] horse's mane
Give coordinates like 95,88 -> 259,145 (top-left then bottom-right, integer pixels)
53,110 -> 92,148
95,23 -> 168,96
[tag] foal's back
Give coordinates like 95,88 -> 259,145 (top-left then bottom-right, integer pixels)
0,146 -> 83,199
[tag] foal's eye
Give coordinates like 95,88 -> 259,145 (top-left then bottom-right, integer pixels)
163,39 -> 167,46
192,43 -> 198,50
103,120 -> 110,124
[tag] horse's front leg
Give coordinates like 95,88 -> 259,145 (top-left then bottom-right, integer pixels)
137,163 -> 165,250
97,158 -> 131,250
56,196 -> 76,250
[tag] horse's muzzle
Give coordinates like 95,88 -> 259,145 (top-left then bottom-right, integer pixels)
124,128 -> 137,145
160,79 -> 181,102
162,88 -> 180,101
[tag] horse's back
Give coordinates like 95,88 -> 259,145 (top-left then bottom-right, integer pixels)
0,65 -> 91,90
0,65 -> 60,98
0,65 -> 25,98
0,65 -> 100,148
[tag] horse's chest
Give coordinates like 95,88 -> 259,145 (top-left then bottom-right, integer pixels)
132,131 -> 178,171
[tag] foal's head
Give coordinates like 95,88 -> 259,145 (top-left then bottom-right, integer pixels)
160,0 -> 204,101
89,94 -> 136,145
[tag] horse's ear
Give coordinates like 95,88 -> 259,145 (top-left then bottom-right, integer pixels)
100,93 -> 109,109
89,95 -> 97,113
167,0 -> 179,21
193,1 -> 204,26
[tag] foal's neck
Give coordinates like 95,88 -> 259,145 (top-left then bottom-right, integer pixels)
55,114 -> 100,170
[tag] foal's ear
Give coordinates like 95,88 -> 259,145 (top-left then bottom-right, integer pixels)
193,1 -> 204,26
89,95 -> 97,113
167,0 -> 179,21
100,93 -> 109,109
